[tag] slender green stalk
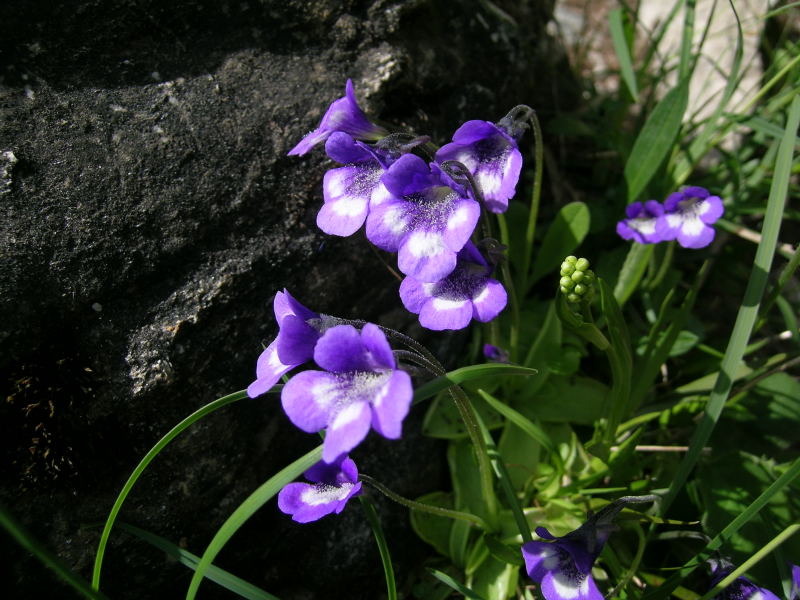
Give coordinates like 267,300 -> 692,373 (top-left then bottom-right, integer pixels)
657,96 -> 800,520
359,497 -> 397,600
359,474 -> 489,530
521,111 -> 544,293
697,524 -> 800,600
1,506 -> 109,600
449,386 -> 500,530
756,243 -> 800,331
92,389 -> 250,590
500,259 -> 521,362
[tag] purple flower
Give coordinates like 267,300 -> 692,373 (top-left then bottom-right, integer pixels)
708,560 -> 781,600
483,344 -> 509,363
790,564 -> 800,600
247,290 -> 341,399
616,200 -> 667,244
366,153 -> 480,282
281,323 -> 413,463
277,455 -> 362,523
317,132 -> 396,237
661,186 -> 724,249
435,120 -> 523,213
399,241 -> 507,330
522,525 -> 606,600
288,79 -> 387,156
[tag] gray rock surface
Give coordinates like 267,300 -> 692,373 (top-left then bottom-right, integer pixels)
0,0 -> 576,597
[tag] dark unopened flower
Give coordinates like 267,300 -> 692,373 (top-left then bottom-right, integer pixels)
318,132 -> 397,236
277,455 -> 362,523
708,560 -> 781,600
281,324 -> 413,463
435,119 -> 523,213
366,153 -> 480,282
288,79 -> 387,156
661,186 -> 724,249
399,241 -> 507,330
483,343 -> 509,363
616,200 -> 667,244
247,290 -> 341,398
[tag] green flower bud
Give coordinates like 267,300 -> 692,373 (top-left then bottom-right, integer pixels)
570,270 -> 585,283
567,293 -> 581,303
565,256 -> 578,265
574,283 -> 587,295
560,276 -> 575,289
560,262 -> 576,276
560,286 -> 570,295
575,257 -> 590,272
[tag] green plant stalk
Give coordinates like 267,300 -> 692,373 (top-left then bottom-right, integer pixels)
697,523 -> 800,600
644,241 -> 675,291
449,386 -> 500,530
521,110 -> 544,294
500,259 -> 521,363
359,496 -> 398,600
359,474 -> 490,530
1,506 -> 109,600
657,95 -> 800,521
92,388 -> 250,590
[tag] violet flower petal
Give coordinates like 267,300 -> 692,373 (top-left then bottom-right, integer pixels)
370,370 -> 413,439
247,340 -> 293,398
281,370 -> 339,433
323,400 -> 373,463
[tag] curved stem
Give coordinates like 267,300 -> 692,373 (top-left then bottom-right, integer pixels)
521,110 -> 544,293
359,474 -> 490,530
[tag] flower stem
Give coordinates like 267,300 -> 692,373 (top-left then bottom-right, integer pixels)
521,110 -> 544,293
359,474 -> 490,530
359,496 -> 397,600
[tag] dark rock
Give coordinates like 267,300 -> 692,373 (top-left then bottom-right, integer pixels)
0,0 -> 577,597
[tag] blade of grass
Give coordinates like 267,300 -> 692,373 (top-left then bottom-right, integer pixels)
92,388 -> 253,590
643,457 -> 800,600
186,445 -> 324,599
1,505 -> 109,600
359,497 -> 397,600
412,364 -> 538,406
610,7 -> 639,102
116,522 -> 278,600
657,95 -> 800,520
428,568 -> 488,600
698,523 -> 800,600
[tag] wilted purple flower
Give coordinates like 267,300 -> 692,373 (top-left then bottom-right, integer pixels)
281,323 -> 413,463
435,120 -> 523,213
277,455 -> 362,523
708,560 -> 781,600
399,241 -> 507,330
317,132 -> 398,236
616,200 -> 667,244
366,153 -> 480,283
247,290 -> 341,398
661,186 -> 724,249
288,79 -> 387,156
483,343 -> 509,363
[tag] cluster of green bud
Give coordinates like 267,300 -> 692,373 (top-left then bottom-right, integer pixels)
559,256 -> 596,304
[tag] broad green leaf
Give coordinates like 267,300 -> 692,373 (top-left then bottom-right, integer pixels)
450,440 -> 492,525
410,491 -> 456,558
423,390 -> 504,439
514,375 -> 608,425
497,420 -> 541,491
529,202 -> 591,285
624,80 -> 689,203
483,534 -> 524,567
609,8 -> 639,102
613,243 -> 654,306
469,553 -> 518,600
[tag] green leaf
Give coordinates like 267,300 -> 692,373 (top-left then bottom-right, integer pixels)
359,497 -> 397,600
529,202 -> 591,286
609,8 -> 639,102
514,375 -> 608,425
409,491 -> 456,558
482,534 -> 524,567
427,569 -> 488,600
116,523 -> 278,600
469,553 -> 518,600
613,243 -> 654,306
413,364 -> 538,407
93,388 -> 252,590
497,419 -> 541,491
1,505 -> 109,600
624,80 -> 689,203
450,440 -> 492,525
423,390 -> 504,439
186,445 -> 323,599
